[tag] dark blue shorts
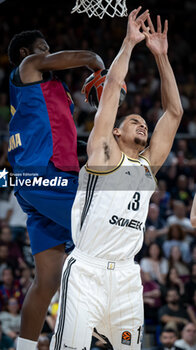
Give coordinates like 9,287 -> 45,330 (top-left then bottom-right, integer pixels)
15,164 -> 78,255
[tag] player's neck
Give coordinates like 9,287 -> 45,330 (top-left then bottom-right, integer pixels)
118,142 -> 141,160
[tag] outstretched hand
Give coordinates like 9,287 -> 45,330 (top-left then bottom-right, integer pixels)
141,15 -> 168,55
126,6 -> 149,46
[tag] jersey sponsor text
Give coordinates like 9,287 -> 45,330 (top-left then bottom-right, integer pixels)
109,215 -> 143,230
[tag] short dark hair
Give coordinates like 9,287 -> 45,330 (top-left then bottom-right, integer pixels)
8,30 -> 45,66
114,115 -> 129,129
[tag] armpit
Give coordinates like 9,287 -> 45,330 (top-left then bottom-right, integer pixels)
103,142 -> 110,161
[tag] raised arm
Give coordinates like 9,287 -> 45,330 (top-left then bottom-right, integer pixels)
142,16 -> 183,173
23,50 -> 104,72
190,193 -> 196,227
20,50 -> 104,84
87,7 -> 149,167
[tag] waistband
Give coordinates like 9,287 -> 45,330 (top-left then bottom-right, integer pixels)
70,248 -> 136,270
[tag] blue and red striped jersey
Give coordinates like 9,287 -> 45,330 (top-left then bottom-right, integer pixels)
8,69 -> 79,175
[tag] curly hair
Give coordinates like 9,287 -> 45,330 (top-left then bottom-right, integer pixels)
8,30 -> 45,66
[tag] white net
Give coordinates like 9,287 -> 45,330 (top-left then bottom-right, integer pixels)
71,0 -> 128,19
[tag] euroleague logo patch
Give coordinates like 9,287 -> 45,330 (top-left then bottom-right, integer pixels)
121,331 -> 131,345
144,165 -> 152,178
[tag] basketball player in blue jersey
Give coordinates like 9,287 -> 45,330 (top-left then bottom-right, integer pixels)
7,30 -> 104,350
51,7 -> 183,350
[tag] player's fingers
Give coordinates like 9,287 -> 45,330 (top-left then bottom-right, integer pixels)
128,9 -> 137,23
157,15 -> 162,33
136,9 -> 149,24
140,19 -> 149,33
132,6 -> 142,20
163,19 -> 168,35
129,9 -> 137,18
129,8 -> 138,19
147,14 -> 155,33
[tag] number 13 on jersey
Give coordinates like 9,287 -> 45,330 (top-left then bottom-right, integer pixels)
128,192 -> 141,211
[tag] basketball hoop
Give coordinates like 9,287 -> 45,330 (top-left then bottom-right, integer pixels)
71,0 -> 128,19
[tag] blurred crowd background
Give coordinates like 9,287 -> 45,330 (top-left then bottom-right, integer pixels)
0,0 -> 196,349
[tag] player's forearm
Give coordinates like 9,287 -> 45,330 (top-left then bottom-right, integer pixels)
155,54 -> 183,118
106,38 -> 134,86
78,51 -> 105,71
191,194 -> 196,227
92,39 -> 134,135
37,50 -> 104,72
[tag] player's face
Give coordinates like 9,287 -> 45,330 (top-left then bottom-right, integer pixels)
120,115 -> 148,148
32,38 -> 50,55
20,38 -> 50,63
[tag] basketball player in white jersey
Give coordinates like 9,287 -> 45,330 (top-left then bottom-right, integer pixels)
50,7 -> 183,350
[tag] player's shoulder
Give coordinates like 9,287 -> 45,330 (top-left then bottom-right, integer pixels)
19,53 -> 49,82
138,152 -> 151,166
21,52 -> 48,67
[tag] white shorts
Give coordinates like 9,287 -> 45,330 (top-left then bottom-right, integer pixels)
50,248 -> 144,350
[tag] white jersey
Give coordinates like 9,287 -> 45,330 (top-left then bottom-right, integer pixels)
72,153 -> 156,260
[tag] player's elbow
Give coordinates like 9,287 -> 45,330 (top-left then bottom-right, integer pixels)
87,52 -> 105,70
177,105 -> 184,118
170,105 -> 183,119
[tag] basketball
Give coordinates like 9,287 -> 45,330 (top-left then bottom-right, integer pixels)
82,69 -> 127,109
